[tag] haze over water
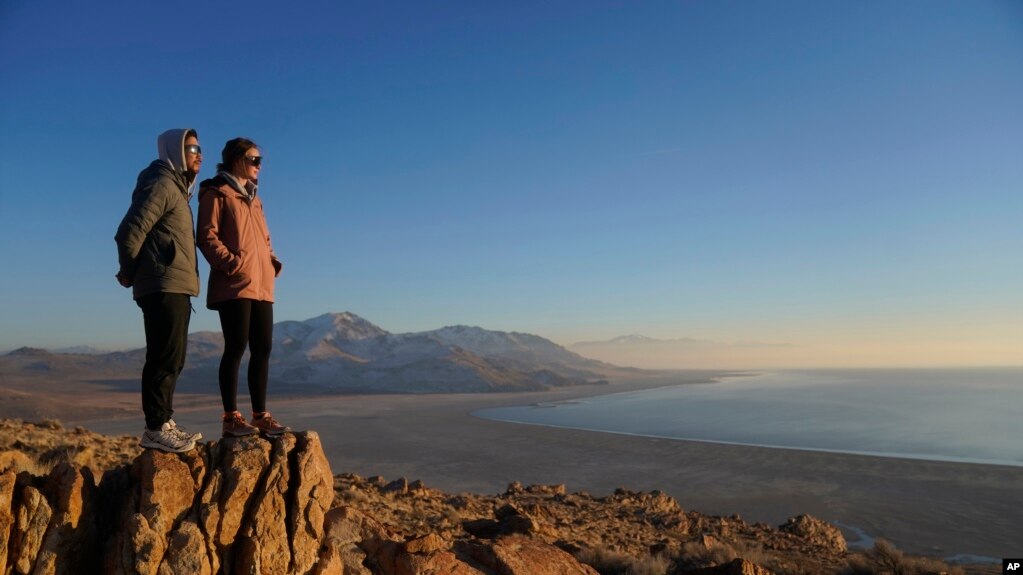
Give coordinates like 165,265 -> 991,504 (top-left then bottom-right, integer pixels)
475,367 -> 1023,467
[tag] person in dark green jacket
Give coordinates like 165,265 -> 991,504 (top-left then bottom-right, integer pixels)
115,128 -> 204,453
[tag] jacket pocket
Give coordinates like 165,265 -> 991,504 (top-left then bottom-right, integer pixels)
167,235 -> 186,268
232,249 -> 246,277
139,237 -> 167,277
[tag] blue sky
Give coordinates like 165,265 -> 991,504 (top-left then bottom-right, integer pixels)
1,1 -> 1021,367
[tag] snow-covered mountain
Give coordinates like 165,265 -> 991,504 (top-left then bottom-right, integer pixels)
177,312 -> 628,393
416,325 -> 613,371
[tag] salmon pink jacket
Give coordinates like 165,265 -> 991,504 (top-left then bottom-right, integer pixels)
196,172 -> 282,309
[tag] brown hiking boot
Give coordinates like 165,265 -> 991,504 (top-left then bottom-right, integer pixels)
251,412 -> 291,437
222,411 -> 259,437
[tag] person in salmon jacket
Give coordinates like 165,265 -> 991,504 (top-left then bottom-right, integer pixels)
196,137 -> 291,439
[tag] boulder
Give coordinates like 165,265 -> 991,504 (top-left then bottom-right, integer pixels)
779,515 -> 847,554
11,484 -> 52,574
460,535 -> 601,575
319,505 -> 389,575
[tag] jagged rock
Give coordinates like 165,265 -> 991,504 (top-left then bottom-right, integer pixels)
136,449 -> 203,537
106,447 -> 207,575
0,431 -> 336,575
123,513 -> 165,575
394,548 -> 485,575
0,469 -> 16,568
11,484 -> 52,574
320,505 -> 389,575
32,463 -> 98,575
525,483 -> 566,496
463,504 -> 537,540
463,518 -> 502,539
779,514 -> 847,553
494,504 -> 521,521
291,432 -> 336,573
383,478 -> 409,495
459,535 -> 600,575
235,434 -> 295,574
364,535 -> 486,575
319,508 -> 376,573
158,521 -> 211,575
196,462 -> 224,574
688,558 -> 776,575
216,435 -> 272,555
403,533 -> 448,554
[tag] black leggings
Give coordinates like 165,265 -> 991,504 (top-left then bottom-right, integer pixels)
217,299 -> 273,414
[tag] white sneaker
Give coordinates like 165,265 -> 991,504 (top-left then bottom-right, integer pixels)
140,422 -> 196,453
167,419 -> 203,443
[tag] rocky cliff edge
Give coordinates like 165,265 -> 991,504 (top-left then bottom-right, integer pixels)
1,420 -> 970,575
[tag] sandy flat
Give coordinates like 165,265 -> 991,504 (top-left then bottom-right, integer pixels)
71,373 -> 1021,561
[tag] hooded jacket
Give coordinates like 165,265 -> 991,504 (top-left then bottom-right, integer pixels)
196,172 -> 281,308
115,129 -> 201,299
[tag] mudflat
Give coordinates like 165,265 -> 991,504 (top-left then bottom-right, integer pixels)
70,373 -> 1021,561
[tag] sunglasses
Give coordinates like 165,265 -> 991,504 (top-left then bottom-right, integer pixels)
184,144 -> 202,155
245,155 -> 263,167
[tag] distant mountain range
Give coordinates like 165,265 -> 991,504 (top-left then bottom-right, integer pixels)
569,334 -> 795,370
2,312 -> 637,394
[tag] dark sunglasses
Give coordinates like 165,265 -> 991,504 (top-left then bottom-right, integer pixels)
184,144 -> 202,155
245,155 -> 263,167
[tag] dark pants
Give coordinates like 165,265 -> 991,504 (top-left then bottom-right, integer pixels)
217,299 -> 273,414
136,292 -> 192,430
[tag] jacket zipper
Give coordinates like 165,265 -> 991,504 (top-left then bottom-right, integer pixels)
244,194 -> 268,299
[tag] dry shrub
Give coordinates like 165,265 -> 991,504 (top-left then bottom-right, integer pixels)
576,546 -> 670,575
442,507 -> 462,526
843,539 -> 964,575
38,445 -> 80,468
672,538 -> 773,572
40,418 -> 63,430
0,450 -> 44,475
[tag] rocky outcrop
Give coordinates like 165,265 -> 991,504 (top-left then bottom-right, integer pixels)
1,430 -> 604,575
778,514 -> 847,554
0,432 -> 335,575
358,532 -> 602,575
102,432 -> 335,575
2,462 -> 99,575
3,419 -> 972,575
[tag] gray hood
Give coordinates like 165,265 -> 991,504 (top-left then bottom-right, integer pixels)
156,128 -> 198,196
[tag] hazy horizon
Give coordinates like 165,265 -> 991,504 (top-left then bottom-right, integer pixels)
2,309 -> 1019,370
2,2 -> 1020,368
